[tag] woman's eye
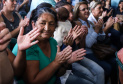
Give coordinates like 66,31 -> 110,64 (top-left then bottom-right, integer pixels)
41,23 -> 45,25
50,24 -> 55,25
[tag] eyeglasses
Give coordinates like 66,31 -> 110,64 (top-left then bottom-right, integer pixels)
80,8 -> 89,11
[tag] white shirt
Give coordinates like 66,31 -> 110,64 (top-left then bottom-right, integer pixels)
54,20 -> 72,46
88,13 -> 106,42
79,16 -> 105,54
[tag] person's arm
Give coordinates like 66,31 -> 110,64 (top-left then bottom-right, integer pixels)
7,48 -> 26,77
16,0 -> 29,12
11,13 -> 29,38
24,46 -> 72,84
103,16 -> 114,34
11,27 -> 40,77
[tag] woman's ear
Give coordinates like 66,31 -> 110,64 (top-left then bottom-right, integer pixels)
31,21 -> 35,29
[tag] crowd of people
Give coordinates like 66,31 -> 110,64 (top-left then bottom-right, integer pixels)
1,0 -> 123,84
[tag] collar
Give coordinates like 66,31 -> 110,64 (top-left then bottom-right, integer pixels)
90,13 -> 98,23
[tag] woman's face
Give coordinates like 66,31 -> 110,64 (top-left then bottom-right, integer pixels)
34,13 -> 56,40
4,0 -> 17,11
119,2 -> 123,10
79,4 -> 89,20
92,4 -> 103,18
63,4 -> 73,21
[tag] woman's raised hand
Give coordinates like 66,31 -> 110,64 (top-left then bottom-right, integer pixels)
17,27 -> 40,51
54,46 -> 72,65
67,48 -> 86,64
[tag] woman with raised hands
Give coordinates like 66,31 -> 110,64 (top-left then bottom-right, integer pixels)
73,1 -> 118,84
0,0 -> 29,50
12,6 -> 87,84
0,22 -> 40,84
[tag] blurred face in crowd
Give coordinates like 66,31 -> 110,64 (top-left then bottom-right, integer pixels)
79,4 -> 89,20
63,4 -> 73,21
3,0 -> 17,11
32,13 -> 56,41
119,2 -> 123,10
92,4 -> 103,18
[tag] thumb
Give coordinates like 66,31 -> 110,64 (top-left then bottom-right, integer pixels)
57,45 -> 60,52
69,28 -> 72,34
19,27 -> 24,36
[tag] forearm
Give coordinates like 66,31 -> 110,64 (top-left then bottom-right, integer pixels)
28,61 -> 61,84
103,26 -> 110,34
13,49 -> 26,77
11,26 -> 20,38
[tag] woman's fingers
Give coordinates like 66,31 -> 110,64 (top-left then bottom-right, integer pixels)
29,28 -> 40,38
0,28 -> 9,39
30,32 -> 40,41
30,40 -> 39,46
28,27 -> 38,35
77,53 -> 86,58
73,25 -> 78,31
0,32 -> 11,43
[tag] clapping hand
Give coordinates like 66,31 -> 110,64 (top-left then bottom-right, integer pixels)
63,29 -> 74,46
67,48 -> 86,64
71,25 -> 83,40
54,46 -> 72,65
94,19 -> 103,33
17,27 -> 40,50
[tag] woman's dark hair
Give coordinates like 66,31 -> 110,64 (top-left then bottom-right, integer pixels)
36,2 -> 52,9
55,1 -> 71,8
25,7 -> 57,34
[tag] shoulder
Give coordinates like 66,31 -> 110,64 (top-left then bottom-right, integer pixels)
15,12 -> 22,20
50,37 -> 58,46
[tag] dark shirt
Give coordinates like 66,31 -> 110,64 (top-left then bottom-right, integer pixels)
113,7 -> 123,17
1,12 -> 20,38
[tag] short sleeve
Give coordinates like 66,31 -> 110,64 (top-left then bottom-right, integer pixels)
26,45 -> 40,60
12,43 -> 18,56
12,44 -> 40,60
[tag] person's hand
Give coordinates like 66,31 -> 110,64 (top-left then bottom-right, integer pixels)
102,11 -> 107,18
0,28 -> 12,52
94,19 -> 103,33
105,16 -> 114,30
81,25 -> 88,36
0,22 -> 6,31
67,48 -> 86,64
54,46 -> 72,65
63,31 -> 74,46
17,27 -> 40,51
70,25 -> 83,40
115,17 -> 122,23
19,16 -> 29,28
